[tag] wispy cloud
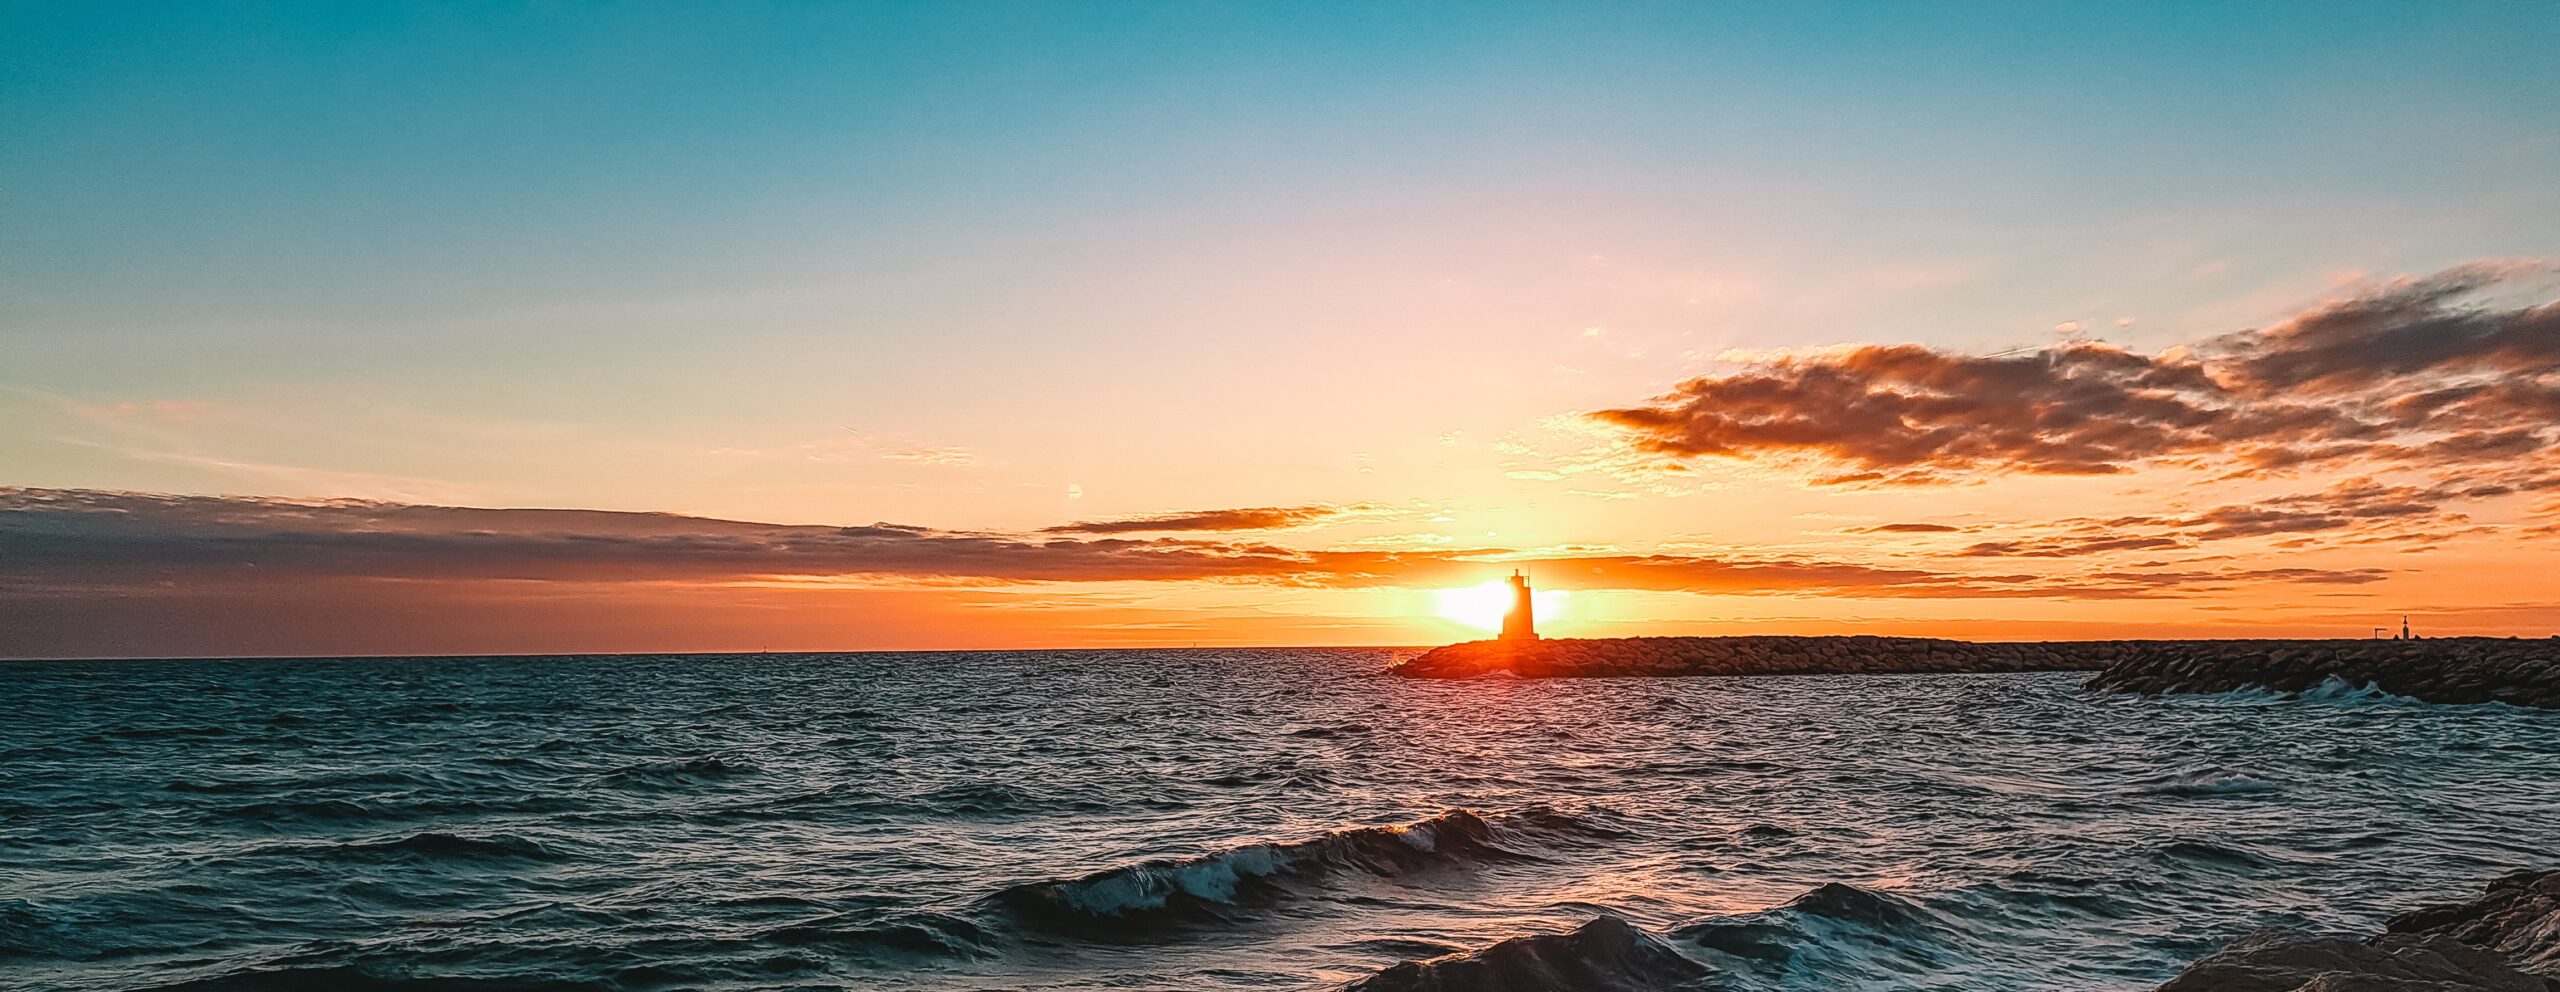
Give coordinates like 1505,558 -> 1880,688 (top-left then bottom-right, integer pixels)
1040,503 -> 1383,535
1948,475 -> 2536,559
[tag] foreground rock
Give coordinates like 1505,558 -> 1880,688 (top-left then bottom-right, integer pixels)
1341,917 -> 1707,992
2087,638 -> 2560,709
1391,635 -> 2560,709
2157,870 -> 2560,991
2383,870 -> 2560,980
1333,873 -> 2560,992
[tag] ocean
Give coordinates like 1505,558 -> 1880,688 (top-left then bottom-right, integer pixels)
3,649 -> 2555,991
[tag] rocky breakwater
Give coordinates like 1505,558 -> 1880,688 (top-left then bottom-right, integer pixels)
2156,869 -> 2560,991
2086,637 -> 2560,709
1393,635 -> 2560,709
1390,635 -> 2112,680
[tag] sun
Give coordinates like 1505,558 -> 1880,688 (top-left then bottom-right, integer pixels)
1431,581 -> 1570,633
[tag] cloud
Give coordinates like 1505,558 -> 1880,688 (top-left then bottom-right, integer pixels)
1040,503 -> 1375,534
1959,535 -> 2189,558
0,489 -> 1351,587
881,447 -> 977,467
1943,474 -> 2529,561
1853,522 -> 1965,534
1591,262 -> 2560,480
1,489 -> 2392,606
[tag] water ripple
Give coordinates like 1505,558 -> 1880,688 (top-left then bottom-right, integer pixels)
1,650 -> 2554,991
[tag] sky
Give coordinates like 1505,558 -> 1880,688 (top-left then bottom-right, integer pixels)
4,2 -> 2559,657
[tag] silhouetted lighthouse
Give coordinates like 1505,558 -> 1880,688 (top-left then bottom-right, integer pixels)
1500,570 -> 1539,641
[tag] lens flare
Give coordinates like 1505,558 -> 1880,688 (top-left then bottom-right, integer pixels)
1432,581 -> 1569,632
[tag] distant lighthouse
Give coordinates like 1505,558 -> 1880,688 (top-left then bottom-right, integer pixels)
1500,570 -> 1539,641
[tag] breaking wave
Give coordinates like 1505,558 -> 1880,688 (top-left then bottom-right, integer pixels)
1347,882 -> 2011,992
989,808 -> 1604,932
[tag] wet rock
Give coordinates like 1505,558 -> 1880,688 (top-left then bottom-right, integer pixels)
1342,916 -> 1710,992
2155,871 -> 2560,991
2383,870 -> 2560,979
2088,639 -> 2560,709
2154,933 -> 2544,991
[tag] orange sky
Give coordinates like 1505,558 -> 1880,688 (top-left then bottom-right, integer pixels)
7,266 -> 2559,657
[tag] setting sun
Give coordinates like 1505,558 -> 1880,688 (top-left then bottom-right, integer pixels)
1433,581 -> 1570,633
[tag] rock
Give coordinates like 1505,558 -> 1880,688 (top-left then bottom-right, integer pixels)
2088,639 -> 2560,709
2385,870 -> 2560,978
1389,636 -> 2560,710
2154,933 -> 2545,992
2154,871 -> 2560,991
1341,916 -> 1709,992
1389,636 -> 2108,681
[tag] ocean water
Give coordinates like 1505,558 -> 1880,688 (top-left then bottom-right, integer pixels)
3,649 -> 2556,992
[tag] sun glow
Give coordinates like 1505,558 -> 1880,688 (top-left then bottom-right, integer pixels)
1431,581 -> 1571,633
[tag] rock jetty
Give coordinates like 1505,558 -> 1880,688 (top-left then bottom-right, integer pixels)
1390,635 -> 2107,680
2156,869 -> 2560,991
2086,637 -> 2560,709
1391,635 -> 2560,709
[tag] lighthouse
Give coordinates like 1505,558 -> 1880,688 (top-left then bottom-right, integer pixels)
1500,570 -> 1539,641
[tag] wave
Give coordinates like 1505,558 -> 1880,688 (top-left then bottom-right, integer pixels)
133,964 -> 616,992
2132,767 -> 2283,797
760,911 -> 997,962
685,779 -> 1126,825
2188,675 -> 2417,707
0,898 -> 100,962
1345,917 -> 1707,992
84,724 -> 237,743
306,831 -> 566,863
214,798 -> 380,824
2156,837 -> 2290,868
1345,883 -> 1964,992
598,756 -> 757,787
1672,882 -> 1981,989
2297,675 -> 2411,704
1203,765 -> 1338,790
988,808 -> 1602,933
207,792 -> 579,828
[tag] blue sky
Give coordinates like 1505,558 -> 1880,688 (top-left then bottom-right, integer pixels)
12,3 -> 2554,332
3,2 -> 2556,518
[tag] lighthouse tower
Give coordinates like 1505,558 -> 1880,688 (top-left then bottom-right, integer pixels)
1500,570 -> 1539,641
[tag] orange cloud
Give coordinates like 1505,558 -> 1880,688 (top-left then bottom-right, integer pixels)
1041,504 -> 1375,534
1591,263 -> 2560,481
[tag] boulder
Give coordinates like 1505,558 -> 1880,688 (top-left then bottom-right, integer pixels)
2154,871 -> 2560,991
